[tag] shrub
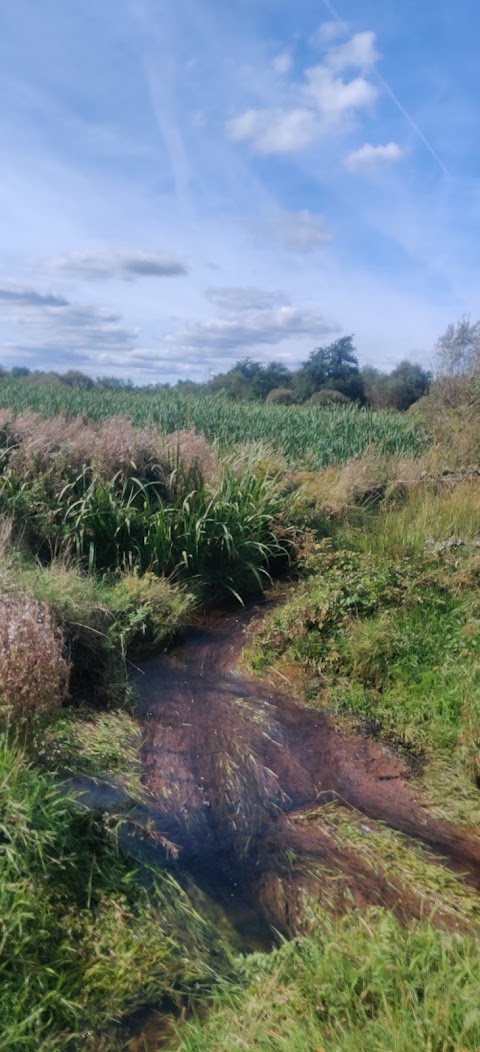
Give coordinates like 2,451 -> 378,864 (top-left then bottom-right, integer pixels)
266,387 -> 298,405
308,388 -> 351,406
0,592 -> 69,720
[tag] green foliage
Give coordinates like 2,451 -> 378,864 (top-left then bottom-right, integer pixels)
307,388 -> 351,406
0,738 -> 227,1051
0,466 -> 289,599
362,360 -> 430,410
295,336 -> 365,402
178,907 -> 480,1052
248,542 -> 480,763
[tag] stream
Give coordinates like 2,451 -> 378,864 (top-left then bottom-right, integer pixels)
87,601 -> 480,1049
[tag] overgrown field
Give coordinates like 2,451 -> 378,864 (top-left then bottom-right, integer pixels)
1,376 -> 479,1051
0,376 -> 427,467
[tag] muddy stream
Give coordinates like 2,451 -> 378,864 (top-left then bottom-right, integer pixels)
89,601 -> 480,1049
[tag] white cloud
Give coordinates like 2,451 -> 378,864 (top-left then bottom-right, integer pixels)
206,287 -> 290,312
327,31 -> 379,72
227,33 -> 379,155
228,107 -> 320,154
272,51 -> 292,75
49,250 -> 189,280
311,20 -> 349,46
262,208 -> 331,254
345,141 -> 405,171
304,66 -> 378,121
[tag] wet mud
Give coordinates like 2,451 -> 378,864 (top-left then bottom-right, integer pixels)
130,603 -> 480,936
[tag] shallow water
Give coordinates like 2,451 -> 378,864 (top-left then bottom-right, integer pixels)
84,602 -> 480,1049
131,603 -> 480,926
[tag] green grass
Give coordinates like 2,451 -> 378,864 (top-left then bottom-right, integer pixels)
0,737 -> 231,1052
247,541 -> 480,767
177,907 -> 480,1052
0,377 -> 427,468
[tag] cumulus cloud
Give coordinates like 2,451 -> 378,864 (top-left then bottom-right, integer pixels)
345,141 -> 405,170
262,208 -> 331,254
206,287 -> 290,312
228,107 -> 321,154
50,250 -> 189,280
227,31 -> 379,154
303,66 -> 377,121
326,31 -> 379,72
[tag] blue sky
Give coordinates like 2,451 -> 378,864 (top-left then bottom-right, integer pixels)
0,0 -> 479,382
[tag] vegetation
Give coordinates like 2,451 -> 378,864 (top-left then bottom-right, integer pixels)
0,316 -> 479,1051
178,907 -> 480,1052
0,738 -> 230,1051
0,381 -> 427,467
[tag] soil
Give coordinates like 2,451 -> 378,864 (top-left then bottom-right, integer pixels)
130,602 -> 480,937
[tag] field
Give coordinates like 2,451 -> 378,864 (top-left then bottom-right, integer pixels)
0,376 -> 427,467
1,375 -> 480,1051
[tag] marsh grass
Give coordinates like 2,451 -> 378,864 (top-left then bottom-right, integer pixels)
247,541 -> 480,773
0,378 -> 428,467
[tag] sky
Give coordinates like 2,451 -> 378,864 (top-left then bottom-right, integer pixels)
0,0 -> 479,384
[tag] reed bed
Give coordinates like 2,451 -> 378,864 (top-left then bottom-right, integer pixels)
0,378 -> 427,468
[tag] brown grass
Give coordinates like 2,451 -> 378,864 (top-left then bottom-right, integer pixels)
0,591 -> 70,720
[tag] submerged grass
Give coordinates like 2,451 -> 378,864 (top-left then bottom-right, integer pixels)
0,737 -> 231,1052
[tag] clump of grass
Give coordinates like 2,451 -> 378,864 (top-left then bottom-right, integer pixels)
36,708 -> 144,796
0,590 -> 69,722
177,906 -> 480,1052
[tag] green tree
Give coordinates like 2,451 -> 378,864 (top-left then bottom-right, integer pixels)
296,336 -> 365,402
385,360 -> 430,410
11,366 -> 31,378
435,316 -> 480,377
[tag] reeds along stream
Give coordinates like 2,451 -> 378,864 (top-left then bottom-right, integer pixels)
131,603 -> 480,938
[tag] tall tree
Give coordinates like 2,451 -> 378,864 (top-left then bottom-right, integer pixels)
296,336 -> 365,402
435,316 -> 480,377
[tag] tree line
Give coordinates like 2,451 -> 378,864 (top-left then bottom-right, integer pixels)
2,316 -> 479,411
188,336 -> 431,410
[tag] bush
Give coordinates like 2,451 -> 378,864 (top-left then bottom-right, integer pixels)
0,592 -> 69,720
308,389 -> 351,406
266,387 -> 297,405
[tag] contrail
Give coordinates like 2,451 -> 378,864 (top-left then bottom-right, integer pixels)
321,0 -> 449,176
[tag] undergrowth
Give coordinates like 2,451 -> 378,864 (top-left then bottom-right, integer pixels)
248,502 -> 480,777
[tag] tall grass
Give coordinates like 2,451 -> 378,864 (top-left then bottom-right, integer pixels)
0,377 -> 427,468
0,466 -> 288,597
